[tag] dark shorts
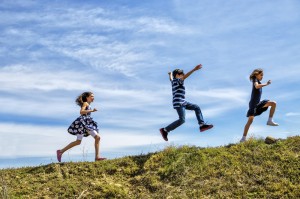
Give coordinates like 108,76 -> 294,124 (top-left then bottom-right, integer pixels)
247,99 -> 269,117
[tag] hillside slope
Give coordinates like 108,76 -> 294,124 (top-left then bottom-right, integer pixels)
1,136 -> 299,198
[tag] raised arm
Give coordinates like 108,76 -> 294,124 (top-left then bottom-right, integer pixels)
182,64 -> 202,80
168,72 -> 173,81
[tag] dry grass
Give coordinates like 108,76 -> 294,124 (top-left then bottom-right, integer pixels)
0,136 -> 299,198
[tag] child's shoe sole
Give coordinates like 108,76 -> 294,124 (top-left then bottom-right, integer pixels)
200,125 -> 213,132
95,157 -> 107,161
160,128 -> 168,141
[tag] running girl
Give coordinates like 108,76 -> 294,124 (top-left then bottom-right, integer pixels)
56,92 -> 106,162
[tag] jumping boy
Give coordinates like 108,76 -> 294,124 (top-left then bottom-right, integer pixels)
160,64 -> 213,141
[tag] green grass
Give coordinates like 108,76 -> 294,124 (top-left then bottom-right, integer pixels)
1,136 -> 299,198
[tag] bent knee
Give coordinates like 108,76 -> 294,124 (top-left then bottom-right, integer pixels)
269,101 -> 277,106
95,135 -> 100,141
179,119 -> 185,125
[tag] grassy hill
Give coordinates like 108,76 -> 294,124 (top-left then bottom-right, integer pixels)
1,136 -> 299,198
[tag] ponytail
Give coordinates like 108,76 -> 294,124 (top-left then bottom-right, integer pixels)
75,92 -> 93,107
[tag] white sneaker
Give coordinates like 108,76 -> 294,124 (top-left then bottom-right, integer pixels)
240,138 -> 246,143
267,121 -> 279,126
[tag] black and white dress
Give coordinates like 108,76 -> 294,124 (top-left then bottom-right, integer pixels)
67,105 -> 98,137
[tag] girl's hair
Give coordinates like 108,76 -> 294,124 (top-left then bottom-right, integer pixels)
249,68 -> 263,81
75,92 -> 93,107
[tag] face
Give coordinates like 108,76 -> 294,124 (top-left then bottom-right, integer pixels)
86,93 -> 95,103
176,73 -> 184,78
256,72 -> 264,81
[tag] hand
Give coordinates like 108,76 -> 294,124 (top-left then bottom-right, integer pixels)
194,64 -> 202,71
267,80 -> 271,85
93,108 -> 98,112
168,72 -> 171,75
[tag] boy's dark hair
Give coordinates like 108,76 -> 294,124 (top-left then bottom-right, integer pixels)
172,69 -> 184,78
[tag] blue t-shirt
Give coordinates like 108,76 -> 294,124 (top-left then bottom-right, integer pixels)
172,78 -> 186,108
249,78 -> 262,109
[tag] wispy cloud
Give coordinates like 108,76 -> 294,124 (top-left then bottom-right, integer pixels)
0,69 -> 249,129
0,3 -> 195,77
0,0 -> 299,161
286,112 -> 300,117
0,122 -> 165,157
0,64 -> 93,91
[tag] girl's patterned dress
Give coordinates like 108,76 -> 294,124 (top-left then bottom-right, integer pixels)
68,105 -> 98,137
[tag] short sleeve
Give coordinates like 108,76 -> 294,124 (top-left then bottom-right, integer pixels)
172,78 -> 184,87
252,78 -> 259,86
176,78 -> 184,85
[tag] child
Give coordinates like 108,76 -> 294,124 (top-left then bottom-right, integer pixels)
56,92 -> 106,162
240,68 -> 279,142
160,64 -> 213,141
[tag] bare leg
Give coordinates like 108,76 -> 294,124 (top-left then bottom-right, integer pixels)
60,140 -> 81,154
94,135 -> 100,159
263,101 -> 276,118
57,140 -> 81,162
264,101 -> 279,126
243,116 -> 254,137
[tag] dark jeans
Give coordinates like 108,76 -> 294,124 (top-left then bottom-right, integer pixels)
165,102 -> 204,132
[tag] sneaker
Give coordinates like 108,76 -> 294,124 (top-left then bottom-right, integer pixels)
200,124 -> 213,132
95,157 -> 107,161
160,128 -> 168,141
56,150 -> 62,162
240,138 -> 246,143
267,121 -> 279,126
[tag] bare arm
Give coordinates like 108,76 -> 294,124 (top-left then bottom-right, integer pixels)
182,64 -> 202,80
80,102 -> 97,115
168,72 -> 173,81
254,80 -> 271,89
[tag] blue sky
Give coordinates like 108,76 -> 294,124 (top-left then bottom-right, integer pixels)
1,0 -> 299,161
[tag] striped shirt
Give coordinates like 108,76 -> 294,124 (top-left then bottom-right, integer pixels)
171,78 -> 186,108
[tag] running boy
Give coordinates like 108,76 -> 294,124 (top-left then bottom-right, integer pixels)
160,64 -> 213,141
240,68 -> 279,142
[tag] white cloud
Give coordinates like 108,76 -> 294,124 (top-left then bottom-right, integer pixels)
0,122 -> 164,158
286,112 -> 300,117
0,0 -> 37,9
0,3 -> 194,77
0,64 -> 93,91
0,63 -> 251,128
1,0 -> 300,162
136,17 -> 192,34
188,88 -> 248,104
